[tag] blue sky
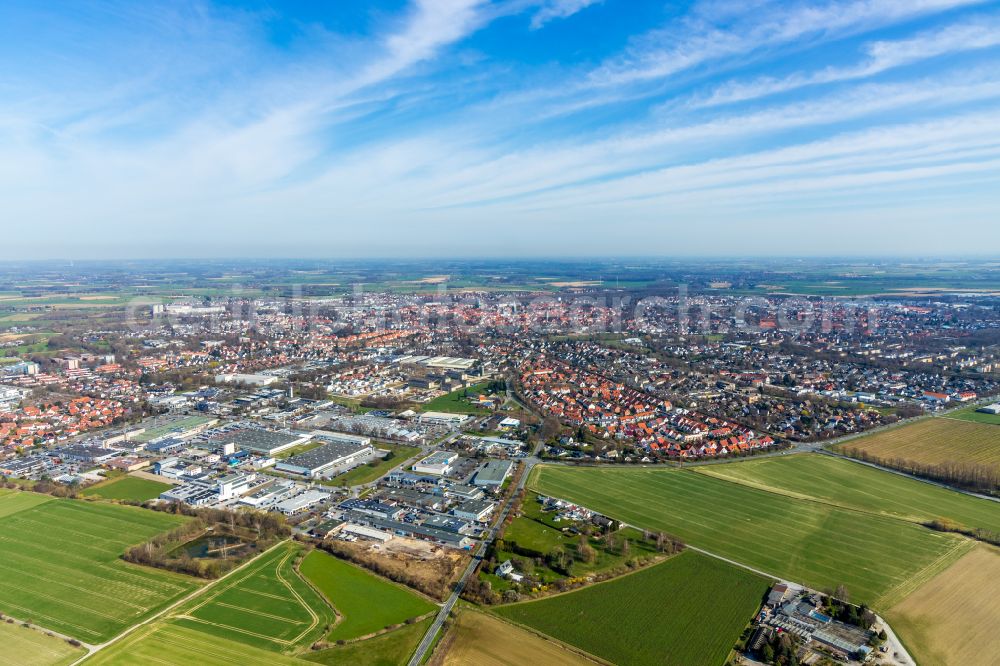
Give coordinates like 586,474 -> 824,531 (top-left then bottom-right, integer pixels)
2,0 -> 999,259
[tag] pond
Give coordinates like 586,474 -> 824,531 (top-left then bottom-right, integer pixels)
170,534 -> 251,559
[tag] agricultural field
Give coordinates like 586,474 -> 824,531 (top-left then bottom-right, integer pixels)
887,545 -> 1000,666
421,382 -> 496,414
80,476 -> 173,502
530,465 -> 971,607
833,417 -> 1000,475
304,618 -> 432,666
495,550 -> 769,666
299,550 -> 436,642
0,621 -> 85,666
81,621 -> 307,666
696,453 -> 1000,532
172,542 -> 333,653
438,610 -> 591,666
0,490 -> 199,643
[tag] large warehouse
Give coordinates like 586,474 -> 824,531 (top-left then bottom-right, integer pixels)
215,428 -> 311,457
275,438 -> 374,478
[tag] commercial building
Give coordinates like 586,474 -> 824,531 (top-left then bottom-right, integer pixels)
273,489 -> 330,515
412,450 -> 458,476
452,499 -> 496,522
417,411 -> 471,426
473,459 -> 514,487
275,438 -> 374,478
215,373 -> 279,387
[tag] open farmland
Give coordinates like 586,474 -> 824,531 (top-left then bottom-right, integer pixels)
495,550 -> 769,666
530,465 -> 971,607
438,610 -> 592,666
696,453 -> 1000,532
0,490 -> 199,643
0,621 -> 85,666
299,550 -> 436,642
887,545 -> 1000,666
834,417 -> 1000,476
172,542 -> 333,653
82,621 -> 307,666
80,476 -> 173,502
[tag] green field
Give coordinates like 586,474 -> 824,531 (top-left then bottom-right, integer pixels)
81,621 -> 307,666
945,405 -> 1000,426
299,550 -> 436,641
326,445 -> 421,487
530,465 -> 971,607
422,383 -> 495,414
0,621 -> 85,666
80,476 -> 173,502
303,618 -> 432,666
172,542 -> 333,653
696,454 -> 1000,532
495,550 -> 769,666
0,490 -> 200,643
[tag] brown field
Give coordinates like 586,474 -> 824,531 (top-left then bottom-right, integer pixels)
887,545 -> 1000,666
436,610 -> 597,666
835,418 -> 1000,473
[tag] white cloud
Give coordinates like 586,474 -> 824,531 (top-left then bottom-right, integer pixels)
530,0 -> 603,29
697,14 -> 1000,106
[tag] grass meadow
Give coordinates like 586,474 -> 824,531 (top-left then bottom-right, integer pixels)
299,550 -> 436,642
80,476 -> 173,502
495,550 -> 769,666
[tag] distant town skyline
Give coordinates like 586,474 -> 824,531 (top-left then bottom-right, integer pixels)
2,0 -> 999,259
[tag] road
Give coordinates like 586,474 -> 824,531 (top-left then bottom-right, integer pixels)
407,450 -> 540,666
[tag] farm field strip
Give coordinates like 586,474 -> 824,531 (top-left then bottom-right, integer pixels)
530,465 -> 966,606
173,541 -> 332,652
0,492 -> 199,642
0,488 -> 53,517
495,550 -> 769,666
834,418 -> 1000,471
81,621 -> 308,666
695,453 -> 1000,531
887,545 -> 1000,666
0,621 -> 85,666
439,611 -> 592,666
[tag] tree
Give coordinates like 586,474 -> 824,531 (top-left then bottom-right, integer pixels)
576,536 -> 596,564
834,584 -> 850,604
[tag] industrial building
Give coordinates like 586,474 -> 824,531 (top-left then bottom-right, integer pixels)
473,459 -> 514,487
412,450 -> 458,476
274,438 -> 374,478
215,428 -> 311,456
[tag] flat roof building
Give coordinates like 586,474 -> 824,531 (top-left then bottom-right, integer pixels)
413,450 -> 458,476
275,439 -> 374,478
216,429 -> 311,457
473,459 -> 514,487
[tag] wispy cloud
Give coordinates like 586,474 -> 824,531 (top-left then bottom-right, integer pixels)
530,0 -> 603,29
697,13 -> 1000,106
